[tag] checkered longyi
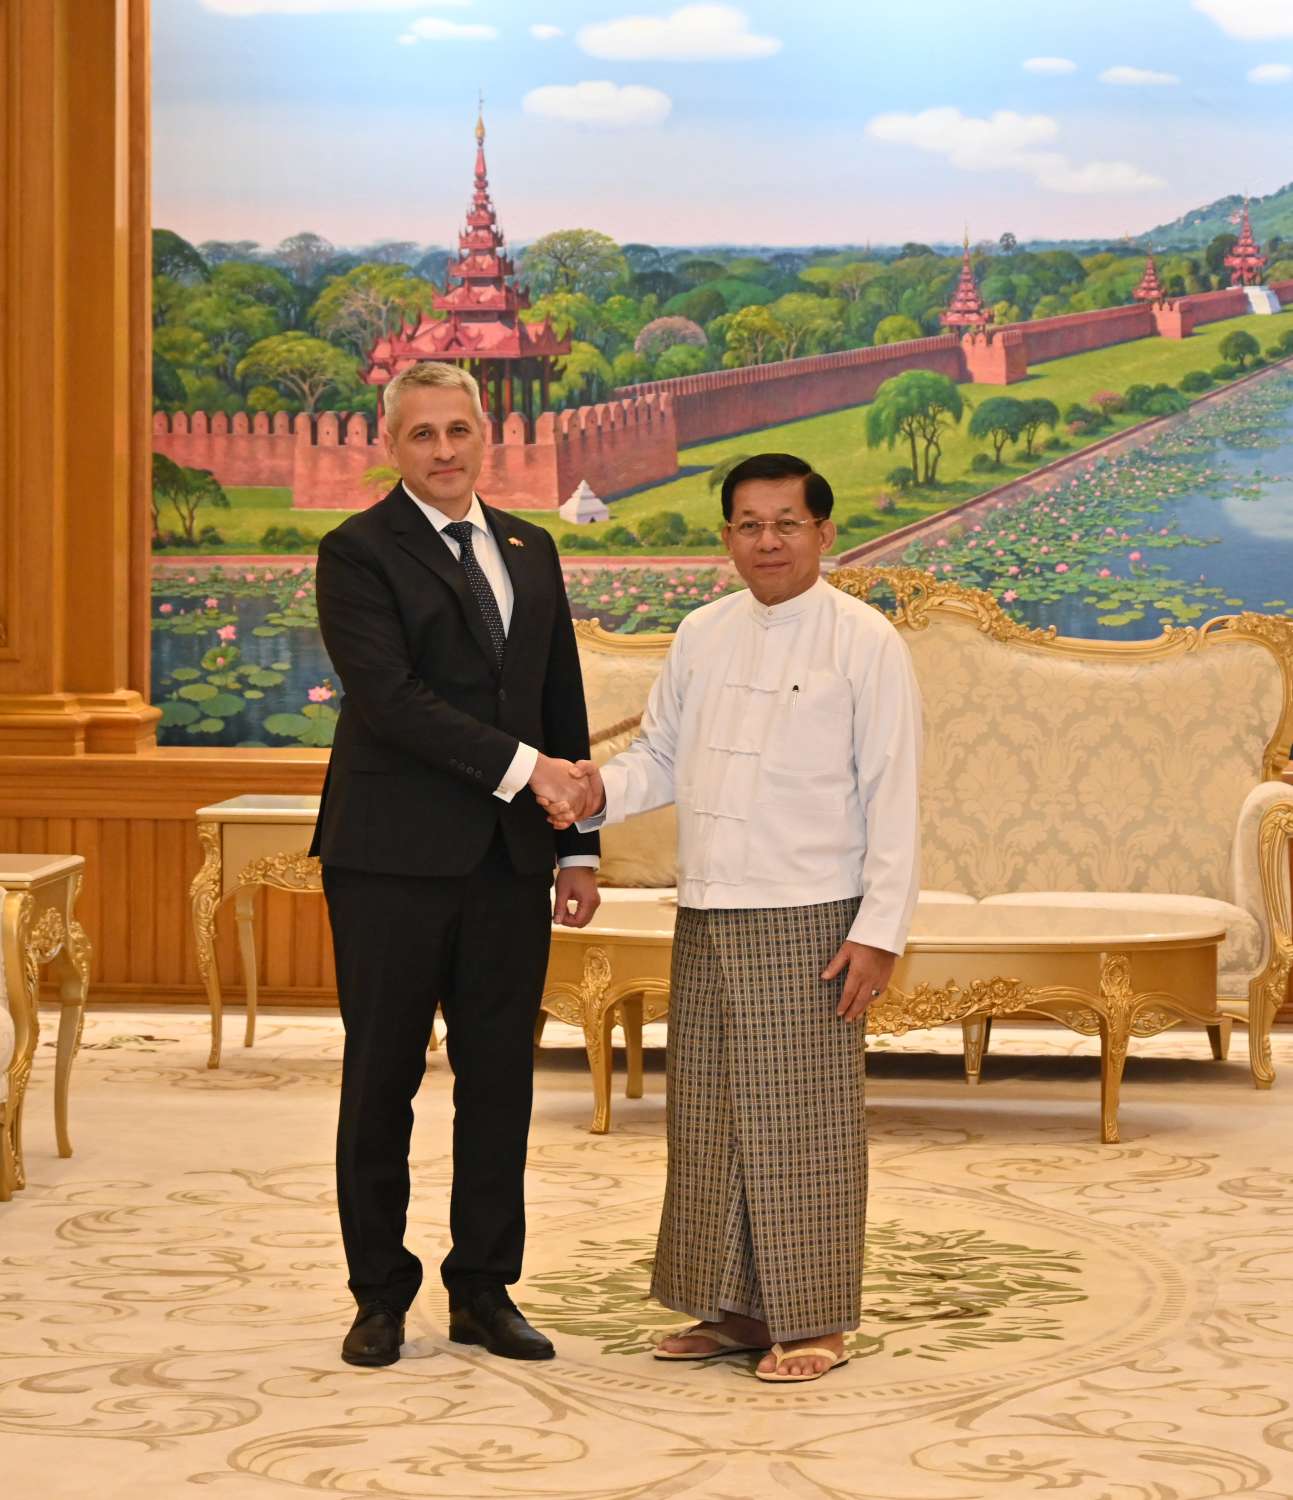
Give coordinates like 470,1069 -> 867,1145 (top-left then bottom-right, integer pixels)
650,898 -> 868,1343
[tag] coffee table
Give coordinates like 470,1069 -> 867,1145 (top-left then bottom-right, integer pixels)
543,896 -> 1224,1142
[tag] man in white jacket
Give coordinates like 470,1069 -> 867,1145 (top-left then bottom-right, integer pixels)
543,453 -> 923,1383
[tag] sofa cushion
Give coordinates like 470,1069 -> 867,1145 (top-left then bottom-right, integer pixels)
589,725 -> 679,889
979,890 -> 1264,985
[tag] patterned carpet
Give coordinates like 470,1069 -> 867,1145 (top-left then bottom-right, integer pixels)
3,1009 -> 1293,1499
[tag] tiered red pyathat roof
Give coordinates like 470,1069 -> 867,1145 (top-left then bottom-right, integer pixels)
1224,203 -> 1267,287
941,236 -> 993,331
364,109 -> 569,419
1133,253 -> 1166,303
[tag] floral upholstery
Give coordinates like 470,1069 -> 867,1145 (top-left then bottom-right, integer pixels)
904,620 -> 1283,903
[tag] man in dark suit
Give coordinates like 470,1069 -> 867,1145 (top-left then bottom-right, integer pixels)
311,360 -> 600,1368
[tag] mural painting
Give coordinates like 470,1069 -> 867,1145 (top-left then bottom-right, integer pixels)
150,0 -> 1293,746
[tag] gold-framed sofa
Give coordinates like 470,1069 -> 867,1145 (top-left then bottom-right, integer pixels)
573,567 -> 1293,1089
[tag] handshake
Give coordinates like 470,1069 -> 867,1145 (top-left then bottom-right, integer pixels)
529,754 -> 606,829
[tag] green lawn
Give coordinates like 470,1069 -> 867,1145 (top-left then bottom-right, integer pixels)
157,311 -> 1289,557
154,486 -> 355,553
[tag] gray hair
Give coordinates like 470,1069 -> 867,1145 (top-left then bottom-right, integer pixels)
382,361 -> 486,432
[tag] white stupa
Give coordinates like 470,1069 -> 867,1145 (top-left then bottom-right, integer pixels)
558,479 -> 610,525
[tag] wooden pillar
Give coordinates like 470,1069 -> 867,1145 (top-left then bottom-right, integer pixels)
0,0 -> 158,755
540,359 -> 551,411
502,365 -> 514,416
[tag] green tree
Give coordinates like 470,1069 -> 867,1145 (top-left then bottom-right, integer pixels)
968,396 -> 1027,464
1205,232 -> 1239,281
769,292 -> 844,359
151,454 -> 230,543
1218,329 -> 1260,370
611,350 -> 653,386
865,369 -> 964,484
554,341 -> 614,405
520,229 -> 627,297
311,263 -> 440,357
152,228 -> 209,284
235,332 -> 359,412
654,343 -> 708,378
152,350 -> 187,407
1019,397 -> 1060,456
999,231 -> 1018,253
873,314 -> 923,345
720,304 -> 788,366
274,231 -> 336,286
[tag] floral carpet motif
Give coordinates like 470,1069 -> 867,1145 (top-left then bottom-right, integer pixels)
2,1011 -> 1292,1499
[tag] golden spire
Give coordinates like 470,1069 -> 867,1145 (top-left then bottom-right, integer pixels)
475,88 -> 485,145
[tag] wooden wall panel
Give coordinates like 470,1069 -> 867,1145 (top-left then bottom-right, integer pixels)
0,751 -> 336,1006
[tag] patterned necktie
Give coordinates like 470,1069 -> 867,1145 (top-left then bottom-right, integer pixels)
444,520 -> 506,665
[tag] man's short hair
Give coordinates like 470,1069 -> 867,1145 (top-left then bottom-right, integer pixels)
383,361 -> 486,432
720,453 -> 834,520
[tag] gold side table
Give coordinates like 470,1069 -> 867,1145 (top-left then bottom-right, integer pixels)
191,796 -> 323,1070
0,854 -> 92,1198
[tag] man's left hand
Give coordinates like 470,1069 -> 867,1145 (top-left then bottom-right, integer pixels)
822,941 -> 897,1023
554,866 -> 600,928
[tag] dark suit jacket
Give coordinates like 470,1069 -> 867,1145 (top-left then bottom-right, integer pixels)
309,484 -> 599,878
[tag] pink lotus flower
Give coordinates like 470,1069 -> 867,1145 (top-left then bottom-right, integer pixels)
1040,546 -> 1050,554
628,587 -> 639,596
664,590 -> 674,600
1008,565 -> 1021,576
159,603 -> 174,615
214,655 -> 226,667
216,624 -> 237,642
204,597 -> 219,609
308,684 -> 334,702
1098,568 -> 1111,578
1129,551 -> 1142,562
941,564 -> 952,574
243,573 -> 255,582
636,604 -> 650,614
1055,563 -> 1069,574
186,574 -> 197,583
688,587 -> 699,596
294,588 -> 308,599
1002,589 -> 1018,602
599,594 -> 611,603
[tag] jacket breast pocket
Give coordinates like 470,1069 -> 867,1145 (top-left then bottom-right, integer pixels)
760,670 -> 853,796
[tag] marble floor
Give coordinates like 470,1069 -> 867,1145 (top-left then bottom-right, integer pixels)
2,1009 -> 1292,1499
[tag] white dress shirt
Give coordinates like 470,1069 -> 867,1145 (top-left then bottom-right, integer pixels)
405,484 -> 596,871
579,578 -> 922,952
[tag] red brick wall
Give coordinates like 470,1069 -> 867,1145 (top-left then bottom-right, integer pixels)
153,409 -> 297,487
626,337 -> 965,445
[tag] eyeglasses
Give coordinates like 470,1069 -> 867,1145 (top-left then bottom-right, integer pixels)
727,518 -> 823,541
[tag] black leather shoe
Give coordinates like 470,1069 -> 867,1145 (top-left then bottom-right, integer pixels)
342,1302 -> 405,1367
449,1287 -> 555,1361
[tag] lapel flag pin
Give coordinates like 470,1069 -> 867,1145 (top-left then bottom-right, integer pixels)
508,536 -> 524,547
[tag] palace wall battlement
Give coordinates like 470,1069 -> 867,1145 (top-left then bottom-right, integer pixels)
152,394 -> 677,511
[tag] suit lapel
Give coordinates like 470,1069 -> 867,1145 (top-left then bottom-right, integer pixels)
384,486 -> 499,675
484,503 -> 541,675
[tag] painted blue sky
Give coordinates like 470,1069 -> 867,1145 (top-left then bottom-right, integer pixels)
152,0 -> 1293,249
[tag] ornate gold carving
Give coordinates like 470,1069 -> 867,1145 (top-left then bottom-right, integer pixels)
190,822 -> 223,989
236,850 -> 322,893
829,565 -> 1060,645
26,906 -> 66,967
7,893 -> 36,1191
1248,800 -> 1293,1088
573,618 -> 674,654
867,975 -> 1040,1035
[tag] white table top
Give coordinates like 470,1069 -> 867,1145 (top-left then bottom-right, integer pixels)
0,853 -> 85,889
196,795 -> 321,824
552,895 -> 1225,950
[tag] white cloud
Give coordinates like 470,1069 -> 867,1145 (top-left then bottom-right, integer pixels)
864,107 -> 1163,195
201,0 -> 458,12
1100,65 -> 1180,85
1194,0 -> 1293,39
577,4 -> 779,61
530,23 -> 563,40
399,16 -> 497,42
1250,62 -> 1293,83
523,80 -> 672,127
1023,56 -> 1077,75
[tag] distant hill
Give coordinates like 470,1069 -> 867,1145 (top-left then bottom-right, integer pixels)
1143,182 -> 1293,248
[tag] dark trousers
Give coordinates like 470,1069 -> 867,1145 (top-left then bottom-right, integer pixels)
323,835 -> 552,1312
